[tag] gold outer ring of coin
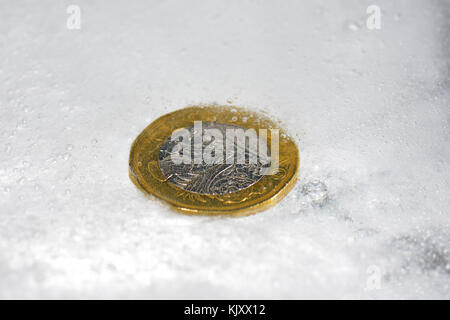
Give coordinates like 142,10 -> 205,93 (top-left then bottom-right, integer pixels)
129,105 -> 300,217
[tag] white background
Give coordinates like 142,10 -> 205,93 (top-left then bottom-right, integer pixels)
0,0 -> 449,298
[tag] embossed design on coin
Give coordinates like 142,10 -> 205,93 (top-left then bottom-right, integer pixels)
158,122 -> 270,195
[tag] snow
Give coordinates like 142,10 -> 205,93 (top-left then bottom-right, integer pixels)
0,0 -> 449,299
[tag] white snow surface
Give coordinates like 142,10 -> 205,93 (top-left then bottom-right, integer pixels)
1,0 -> 449,299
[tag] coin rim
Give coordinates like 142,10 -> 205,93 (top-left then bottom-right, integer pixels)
129,105 -> 300,216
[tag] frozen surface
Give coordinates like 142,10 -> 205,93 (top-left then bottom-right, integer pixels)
1,0 -> 449,299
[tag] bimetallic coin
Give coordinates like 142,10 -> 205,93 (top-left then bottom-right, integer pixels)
129,105 -> 300,216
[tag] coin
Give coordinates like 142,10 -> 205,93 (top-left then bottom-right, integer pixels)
129,105 -> 299,216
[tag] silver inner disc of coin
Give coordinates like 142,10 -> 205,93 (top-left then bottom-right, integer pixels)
158,122 -> 270,195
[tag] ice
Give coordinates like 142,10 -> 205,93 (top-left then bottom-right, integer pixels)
0,0 -> 449,298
